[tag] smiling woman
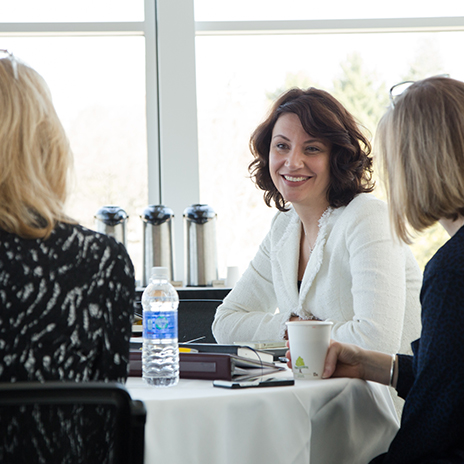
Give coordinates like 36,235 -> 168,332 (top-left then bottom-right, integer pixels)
212,86 -> 422,371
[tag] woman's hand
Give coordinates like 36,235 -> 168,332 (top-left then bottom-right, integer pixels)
283,315 -> 304,340
322,341 -> 366,379
285,341 -> 292,367
324,341 -> 394,385
284,314 -> 321,339
287,340 -> 394,386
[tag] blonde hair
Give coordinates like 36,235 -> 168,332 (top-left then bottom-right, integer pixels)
0,55 -> 74,239
376,76 -> 464,243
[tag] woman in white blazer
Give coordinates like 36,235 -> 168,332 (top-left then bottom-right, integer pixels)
212,87 -> 422,357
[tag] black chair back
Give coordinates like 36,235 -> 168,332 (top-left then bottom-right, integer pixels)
0,381 -> 146,464
178,299 -> 222,343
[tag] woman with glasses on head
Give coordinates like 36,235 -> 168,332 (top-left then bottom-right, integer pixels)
314,75 -> 464,463
212,88 -> 422,371
0,51 -> 135,460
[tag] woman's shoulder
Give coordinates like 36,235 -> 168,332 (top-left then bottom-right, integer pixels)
345,193 -> 387,213
269,207 -> 299,233
333,193 -> 388,230
54,222 -> 133,267
55,222 -> 120,248
271,206 -> 297,222
425,226 -> 464,277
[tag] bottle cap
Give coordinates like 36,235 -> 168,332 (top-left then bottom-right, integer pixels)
151,266 -> 168,278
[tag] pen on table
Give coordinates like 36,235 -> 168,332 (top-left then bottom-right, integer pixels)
179,348 -> 199,353
279,356 -> 289,363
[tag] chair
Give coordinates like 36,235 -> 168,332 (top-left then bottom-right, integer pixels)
0,381 -> 146,464
177,299 -> 222,343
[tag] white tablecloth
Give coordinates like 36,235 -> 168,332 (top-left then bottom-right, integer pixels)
127,370 -> 399,464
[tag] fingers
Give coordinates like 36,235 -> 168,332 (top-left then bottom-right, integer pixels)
285,341 -> 292,369
322,341 -> 341,379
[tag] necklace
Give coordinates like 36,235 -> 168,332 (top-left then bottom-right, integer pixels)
302,226 -> 317,255
301,206 -> 331,255
308,241 -> 316,255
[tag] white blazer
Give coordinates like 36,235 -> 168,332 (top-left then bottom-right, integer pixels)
212,194 -> 422,354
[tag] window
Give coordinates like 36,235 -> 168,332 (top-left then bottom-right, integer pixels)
1,0 -> 199,285
194,2 -> 464,274
3,2 -> 462,284
1,36 -> 147,285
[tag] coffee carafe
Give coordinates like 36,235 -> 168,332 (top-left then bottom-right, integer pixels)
141,205 -> 175,286
183,204 -> 218,286
95,206 -> 128,247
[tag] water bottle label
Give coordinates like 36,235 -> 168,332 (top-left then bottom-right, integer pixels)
143,311 -> 178,339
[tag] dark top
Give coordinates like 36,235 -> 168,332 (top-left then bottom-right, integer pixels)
0,222 -> 135,462
370,226 -> 464,464
0,222 -> 135,382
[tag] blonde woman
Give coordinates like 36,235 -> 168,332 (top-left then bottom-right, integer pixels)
0,50 -> 135,460
0,50 -> 135,382
308,76 -> 464,463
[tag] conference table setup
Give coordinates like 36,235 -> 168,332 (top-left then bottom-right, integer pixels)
127,367 -> 400,464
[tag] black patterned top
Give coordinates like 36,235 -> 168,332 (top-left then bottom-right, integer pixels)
0,222 -> 135,383
370,226 -> 464,463
0,222 -> 135,463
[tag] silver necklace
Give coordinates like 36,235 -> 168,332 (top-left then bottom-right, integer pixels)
308,241 -> 316,255
303,227 -> 317,255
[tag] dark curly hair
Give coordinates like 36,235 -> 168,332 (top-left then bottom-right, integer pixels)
249,87 -> 374,211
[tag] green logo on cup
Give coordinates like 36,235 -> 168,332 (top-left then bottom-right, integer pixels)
295,356 -> 308,373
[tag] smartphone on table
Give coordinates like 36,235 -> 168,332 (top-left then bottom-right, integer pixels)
213,377 -> 294,389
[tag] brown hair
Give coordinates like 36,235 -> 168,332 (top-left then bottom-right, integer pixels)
249,87 -> 374,211
0,55 -> 74,239
376,76 -> 464,243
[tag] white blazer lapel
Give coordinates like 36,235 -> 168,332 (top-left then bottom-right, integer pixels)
299,207 -> 334,303
272,210 -> 301,307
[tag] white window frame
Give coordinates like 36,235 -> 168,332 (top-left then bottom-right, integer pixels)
0,0 -> 200,282
195,16 -> 464,36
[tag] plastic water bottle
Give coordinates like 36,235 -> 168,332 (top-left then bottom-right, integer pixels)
142,266 -> 179,387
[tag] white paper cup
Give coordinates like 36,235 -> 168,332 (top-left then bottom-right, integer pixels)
226,266 -> 240,287
286,320 -> 333,380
